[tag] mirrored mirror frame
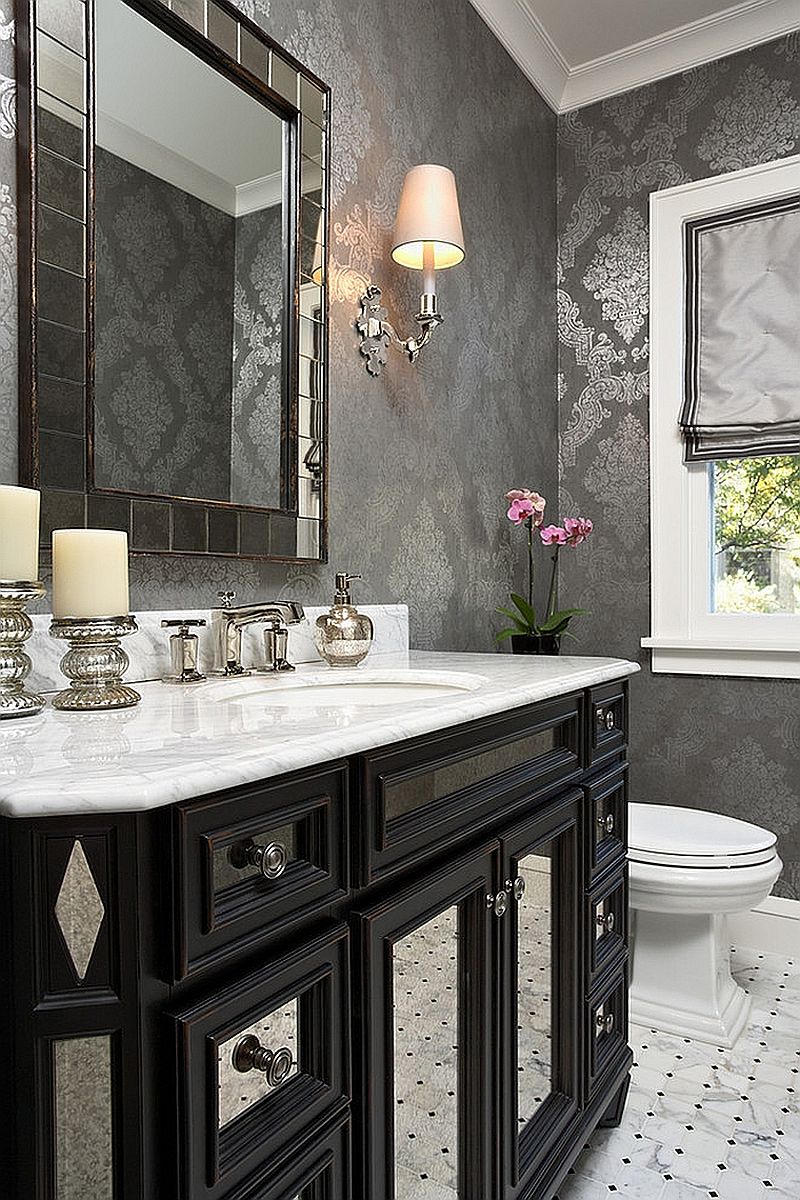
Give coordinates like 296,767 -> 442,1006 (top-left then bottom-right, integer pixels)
17,0 -> 329,562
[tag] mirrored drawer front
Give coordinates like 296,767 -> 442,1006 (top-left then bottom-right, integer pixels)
587,968 -> 628,1097
172,764 -> 348,979
226,1108 -> 349,1200
172,925 -> 349,1200
588,681 -> 627,766
585,764 -> 628,884
587,869 -> 627,989
359,695 -> 583,885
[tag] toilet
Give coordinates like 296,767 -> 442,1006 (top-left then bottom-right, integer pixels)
628,803 -> 782,1048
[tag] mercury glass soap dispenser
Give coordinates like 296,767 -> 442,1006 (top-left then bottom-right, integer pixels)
314,573 -> 374,667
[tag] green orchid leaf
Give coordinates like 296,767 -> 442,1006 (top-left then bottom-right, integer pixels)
495,628 -> 519,642
510,593 -> 537,627
538,607 -> 587,633
496,606 -> 530,632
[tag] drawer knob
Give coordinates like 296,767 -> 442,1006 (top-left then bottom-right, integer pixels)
229,839 -> 289,879
596,910 -> 615,933
595,1011 -> 615,1036
596,707 -> 616,731
512,875 -> 526,902
597,812 -> 615,835
232,1034 -> 294,1088
486,890 -> 509,917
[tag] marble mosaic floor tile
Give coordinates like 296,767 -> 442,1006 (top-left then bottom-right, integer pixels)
558,948 -> 800,1200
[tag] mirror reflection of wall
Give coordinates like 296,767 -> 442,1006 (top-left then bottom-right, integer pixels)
93,0 -> 288,509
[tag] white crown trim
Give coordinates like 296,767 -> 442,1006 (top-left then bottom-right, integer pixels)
560,0 -> 800,111
234,170 -> 283,216
468,0 -> 799,113
467,0 -> 568,112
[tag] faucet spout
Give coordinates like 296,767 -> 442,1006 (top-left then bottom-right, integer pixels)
210,595 -> 305,675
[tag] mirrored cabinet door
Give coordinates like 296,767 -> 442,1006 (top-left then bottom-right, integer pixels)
355,843 -> 497,1200
500,791 -> 582,1200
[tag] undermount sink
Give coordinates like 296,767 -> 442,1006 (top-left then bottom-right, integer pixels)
217,669 -> 486,709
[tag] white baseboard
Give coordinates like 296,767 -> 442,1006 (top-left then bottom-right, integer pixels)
728,895 -> 800,957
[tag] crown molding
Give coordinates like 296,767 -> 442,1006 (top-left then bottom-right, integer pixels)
469,0 -> 799,114
467,0 -> 568,111
560,0 -> 800,111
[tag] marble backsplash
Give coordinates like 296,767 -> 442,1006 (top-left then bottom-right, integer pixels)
27,604 -> 409,693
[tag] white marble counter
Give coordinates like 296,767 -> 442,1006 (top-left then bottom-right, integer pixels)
0,652 -> 639,818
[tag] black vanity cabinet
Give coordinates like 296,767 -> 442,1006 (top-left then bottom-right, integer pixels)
0,680 -> 631,1200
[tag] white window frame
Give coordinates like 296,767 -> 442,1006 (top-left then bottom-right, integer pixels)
644,154 -> 800,680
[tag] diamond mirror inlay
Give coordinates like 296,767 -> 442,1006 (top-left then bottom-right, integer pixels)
54,839 -> 105,981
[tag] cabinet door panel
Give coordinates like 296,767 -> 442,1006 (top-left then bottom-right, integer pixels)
354,841 -> 498,1200
500,790 -> 583,1199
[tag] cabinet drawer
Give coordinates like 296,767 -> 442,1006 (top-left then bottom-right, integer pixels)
171,764 -> 348,980
586,967 -> 628,1098
586,868 -> 627,991
588,681 -> 627,766
171,924 -> 349,1200
220,1106 -> 349,1200
356,695 -> 583,885
584,764 -> 627,884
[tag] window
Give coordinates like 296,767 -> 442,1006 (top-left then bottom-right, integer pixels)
645,157 -> 800,679
713,456 -> 800,616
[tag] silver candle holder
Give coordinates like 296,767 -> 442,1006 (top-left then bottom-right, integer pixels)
0,580 -> 46,719
49,615 -> 141,711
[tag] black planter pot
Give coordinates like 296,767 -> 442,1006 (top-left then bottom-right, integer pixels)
510,633 -> 561,656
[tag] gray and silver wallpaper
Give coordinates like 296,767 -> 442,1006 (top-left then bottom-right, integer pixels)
0,0 -> 557,642
231,203 -> 284,508
557,34 -> 800,898
94,146 -> 235,501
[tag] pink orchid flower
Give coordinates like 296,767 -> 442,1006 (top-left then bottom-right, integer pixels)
540,524 -> 568,546
563,516 -> 593,546
507,497 -> 536,525
505,489 -> 546,527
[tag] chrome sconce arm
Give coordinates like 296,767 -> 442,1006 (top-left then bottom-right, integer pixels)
356,286 -> 443,376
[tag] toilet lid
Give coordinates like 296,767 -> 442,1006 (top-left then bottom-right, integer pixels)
628,803 -> 778,868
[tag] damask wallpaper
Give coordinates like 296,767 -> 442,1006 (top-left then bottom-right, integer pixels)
231,203 -> 283,508
94,146 -> 234,501
557,34 -> 800,898
0,0 -> 558,646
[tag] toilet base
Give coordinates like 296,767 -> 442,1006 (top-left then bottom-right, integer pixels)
629,909 -> 751,1048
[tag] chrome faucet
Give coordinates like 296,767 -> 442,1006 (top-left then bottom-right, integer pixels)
211,592 -> 305,676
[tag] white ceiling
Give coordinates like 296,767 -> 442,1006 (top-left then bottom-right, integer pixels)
95,0 -> 284,213
468,0 -> 800,112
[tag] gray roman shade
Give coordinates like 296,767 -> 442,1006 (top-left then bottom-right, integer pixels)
680,195 -> 800,462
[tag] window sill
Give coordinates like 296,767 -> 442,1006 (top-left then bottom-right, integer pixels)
640,637 -> 800,680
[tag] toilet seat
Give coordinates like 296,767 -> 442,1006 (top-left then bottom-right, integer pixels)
628,803 -> 777,869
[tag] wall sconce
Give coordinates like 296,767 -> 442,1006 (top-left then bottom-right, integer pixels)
357,164 -> 464,377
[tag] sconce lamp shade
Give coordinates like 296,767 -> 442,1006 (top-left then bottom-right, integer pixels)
391,164 -> 465,271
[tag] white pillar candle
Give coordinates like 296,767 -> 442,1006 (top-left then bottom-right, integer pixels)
52,529 -> 130,619
0,485 -> 40,581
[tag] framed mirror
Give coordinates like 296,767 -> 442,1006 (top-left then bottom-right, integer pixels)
17,0 -> 329,561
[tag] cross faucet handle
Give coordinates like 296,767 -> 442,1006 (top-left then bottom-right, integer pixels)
217,590 -> 236,608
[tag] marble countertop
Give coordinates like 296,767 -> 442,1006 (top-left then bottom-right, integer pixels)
0,651 -> 639,817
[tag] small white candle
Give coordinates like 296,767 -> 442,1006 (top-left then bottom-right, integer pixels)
52,529 -> 130,619
0,485 -> 40,581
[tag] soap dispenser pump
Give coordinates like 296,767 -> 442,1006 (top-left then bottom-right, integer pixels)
314,573 -> 374,667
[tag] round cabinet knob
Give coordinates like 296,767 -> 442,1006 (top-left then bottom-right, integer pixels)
605,710 -> 616,731
229,839 -> 289,880
232,1034 -> 294,1088
596,812 -> 615,835
513,875 -> 526,902
486,890 -> 509,917
595,1010 -> 615,1036
596,910 -> 615,933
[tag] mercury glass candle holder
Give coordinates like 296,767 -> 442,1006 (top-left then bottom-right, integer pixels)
0,580 -> 46,719
49,615 -> 140,711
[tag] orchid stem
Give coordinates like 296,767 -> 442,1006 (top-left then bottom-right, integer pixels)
545,547 -> 559,622
527,518 -> 534,612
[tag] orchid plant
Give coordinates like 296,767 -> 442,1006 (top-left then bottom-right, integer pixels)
497,488 -> 593,644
